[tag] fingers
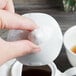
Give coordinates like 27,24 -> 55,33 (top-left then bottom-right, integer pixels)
5,0 -> 15,13
0,10 -> 37,30
0,0 -> 7,9
6,40 -> 40,58
0,0 -> 15,13
0,38 -> 40,65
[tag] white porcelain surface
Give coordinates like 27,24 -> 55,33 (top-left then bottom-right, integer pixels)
11,61 -> 62,76
64,67 -> 76,76
0,59 -> 16,76
9,13 -> 63,65
11,61 -> 76,76
64,25 -> 76,66
11,61 -> 23,76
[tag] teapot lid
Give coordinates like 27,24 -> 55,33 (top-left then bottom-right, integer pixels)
8,13 -> 63,66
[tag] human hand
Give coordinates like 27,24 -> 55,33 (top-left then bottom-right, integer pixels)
0,0 -> 40,65
0,0 -> 15,12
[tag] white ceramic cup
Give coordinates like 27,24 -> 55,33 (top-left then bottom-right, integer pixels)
64,25 -> 76,66
11,61 -> 62,76
11,61 -> 76,76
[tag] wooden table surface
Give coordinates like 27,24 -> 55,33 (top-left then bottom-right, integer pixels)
16,8 -> 76,72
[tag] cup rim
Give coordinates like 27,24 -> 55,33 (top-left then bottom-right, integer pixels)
22,62 -> 56,76
11,61 -> 57,76
48,62 -> 56,76
64,25 -> 76,56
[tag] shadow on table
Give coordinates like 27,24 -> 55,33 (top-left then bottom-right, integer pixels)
54,45 -> 72,72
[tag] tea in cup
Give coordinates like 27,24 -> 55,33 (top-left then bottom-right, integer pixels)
11,61 -> 62,76
22,65 -> 51,76
64,25 -> 76,66
11,61 -> 76,76
71,45 -> 76,54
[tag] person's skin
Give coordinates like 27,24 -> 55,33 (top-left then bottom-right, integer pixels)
0,0 -> 40,65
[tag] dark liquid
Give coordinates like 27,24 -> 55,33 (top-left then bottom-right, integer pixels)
22,65 -> 51,76
22,69 -> 51,76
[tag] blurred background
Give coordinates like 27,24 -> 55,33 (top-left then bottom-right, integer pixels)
13,0 -> 63,9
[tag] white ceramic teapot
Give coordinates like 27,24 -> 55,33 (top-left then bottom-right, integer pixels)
7,13 -> 76,76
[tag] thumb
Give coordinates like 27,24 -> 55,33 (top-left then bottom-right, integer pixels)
0,38 -> 40,65
6,40 -> 40,58
0,10 -> 37,30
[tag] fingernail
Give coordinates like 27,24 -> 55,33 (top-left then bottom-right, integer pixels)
33,48 -> 41,52
32,25 -> 38,30
33,24 -> 37,28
